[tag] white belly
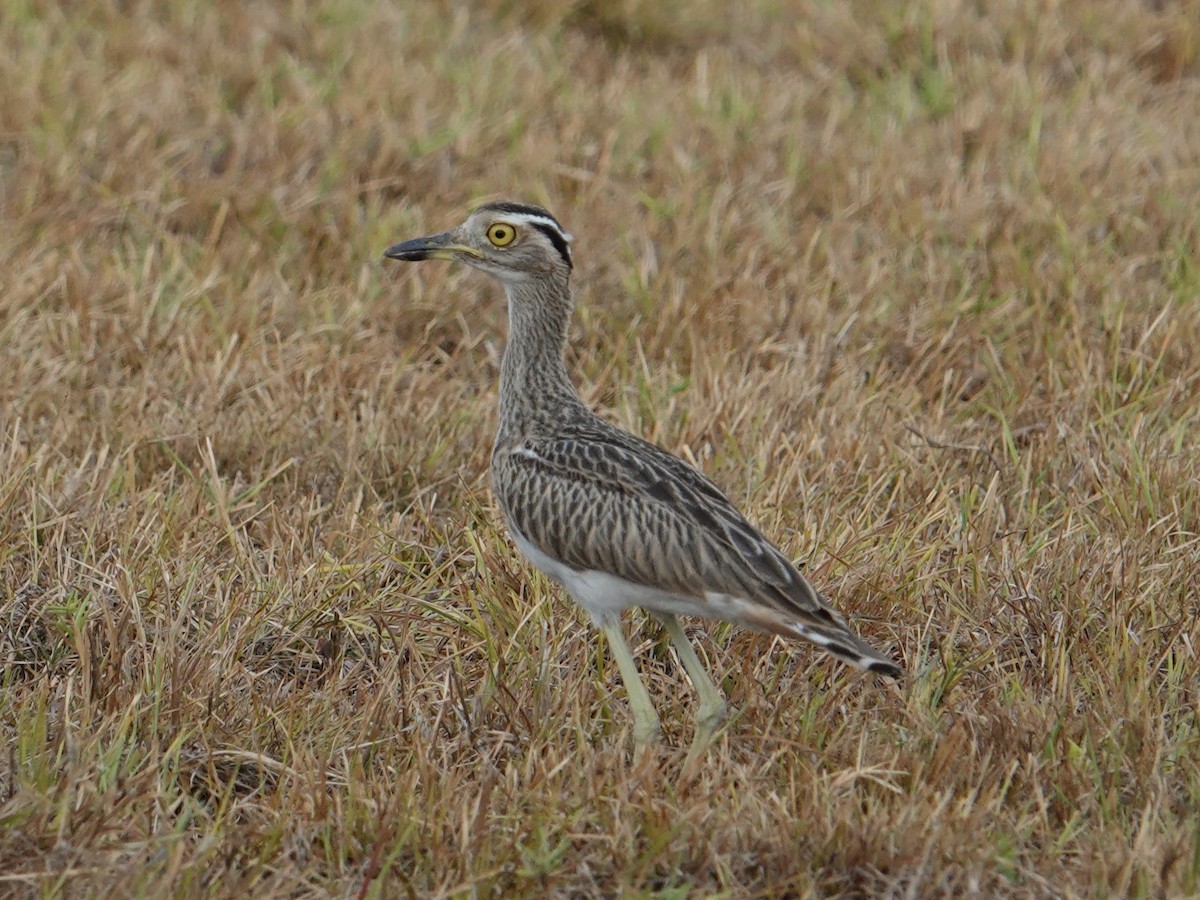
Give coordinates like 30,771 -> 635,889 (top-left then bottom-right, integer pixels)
510,531 -> 743,627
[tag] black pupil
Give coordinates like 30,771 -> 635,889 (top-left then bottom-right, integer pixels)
494,228 -> 507,240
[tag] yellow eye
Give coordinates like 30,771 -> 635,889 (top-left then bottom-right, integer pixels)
486,222 -> 517,247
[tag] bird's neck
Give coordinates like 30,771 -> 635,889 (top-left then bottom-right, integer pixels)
497,274 -> 585,442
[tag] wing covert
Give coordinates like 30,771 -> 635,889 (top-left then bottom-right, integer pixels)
494,433 -> 838,625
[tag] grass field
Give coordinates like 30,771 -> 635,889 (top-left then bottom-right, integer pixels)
2,0 -> 1199,895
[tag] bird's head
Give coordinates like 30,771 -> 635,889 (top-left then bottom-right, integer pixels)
384,201 -> 572,285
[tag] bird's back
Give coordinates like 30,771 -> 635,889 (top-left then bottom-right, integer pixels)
491,412 -> 901,677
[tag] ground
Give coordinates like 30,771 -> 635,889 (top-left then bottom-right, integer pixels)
1,0 -> 1198,896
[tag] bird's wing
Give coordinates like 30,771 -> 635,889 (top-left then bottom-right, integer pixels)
493,431 -> 899,675
492,436 -> 897,676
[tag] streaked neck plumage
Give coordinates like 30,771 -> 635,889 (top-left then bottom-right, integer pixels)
497,270 -> 587,445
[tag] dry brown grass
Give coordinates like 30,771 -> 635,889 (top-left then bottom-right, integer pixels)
2,0 -> 1199,895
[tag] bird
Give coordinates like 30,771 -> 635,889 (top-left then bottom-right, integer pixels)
384,200 -> 901,750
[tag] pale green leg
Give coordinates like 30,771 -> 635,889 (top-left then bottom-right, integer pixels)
657,614 -> 727,753
602,622 -> 661,745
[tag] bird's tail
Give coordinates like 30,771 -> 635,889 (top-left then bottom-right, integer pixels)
787,618 -> 902,679
736,590 -> 902,678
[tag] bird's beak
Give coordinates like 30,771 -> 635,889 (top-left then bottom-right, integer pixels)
383,231 -> 480,262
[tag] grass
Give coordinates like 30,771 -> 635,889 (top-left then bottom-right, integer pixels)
1,0 -> 1199,895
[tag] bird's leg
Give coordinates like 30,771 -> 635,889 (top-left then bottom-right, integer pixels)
601,621 -> 661,745
656,614 -> 727,752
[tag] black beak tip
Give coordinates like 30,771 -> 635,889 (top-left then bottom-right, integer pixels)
383,242 -> 428,262
383,233 -> 454,263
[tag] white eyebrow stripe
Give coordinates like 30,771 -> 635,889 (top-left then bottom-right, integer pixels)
509,214 -> 573,242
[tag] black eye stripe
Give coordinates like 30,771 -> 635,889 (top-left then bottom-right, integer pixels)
472,201 -> 573,269
529,222 -> 573,270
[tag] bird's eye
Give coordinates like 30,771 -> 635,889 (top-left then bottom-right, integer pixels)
487,222 -> 516,247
